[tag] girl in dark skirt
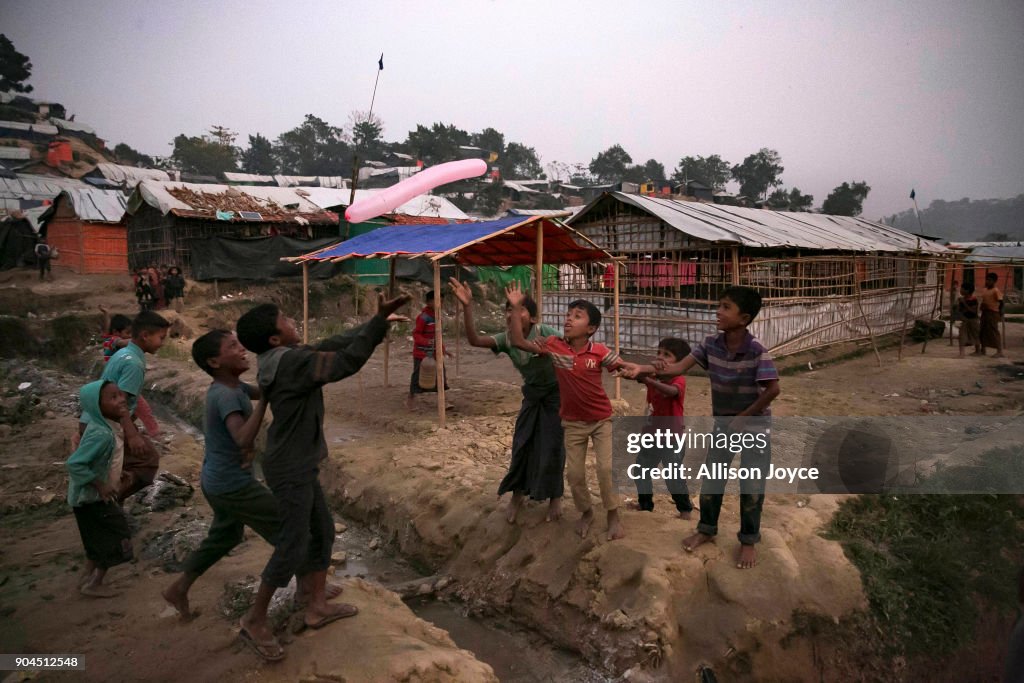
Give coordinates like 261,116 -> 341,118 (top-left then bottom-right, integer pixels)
448,278 -> 565,523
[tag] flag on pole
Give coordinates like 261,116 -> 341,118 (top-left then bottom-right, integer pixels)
378,53 -> 384,70
909,188 -> 915,200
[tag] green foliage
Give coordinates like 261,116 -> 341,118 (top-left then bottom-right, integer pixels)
349,111 -> 385,161
240,133 -> 276,174
171,126 -> 239,176
884,195 -> 1024,241
731,148 -> 784,200
766,188 -> 790,209
672,154 -> 731,189
0,34 -> 33,94
404,122 -> 471,167
788,187 -> 814,212
589,144 -> 632,183
474,181 -> 505,216
503,142 -> 543,179
822,180 -> 871,216
826,449 -> 1024,658
471,127 -> 505,158
275,114 -> 351,176
113,143 -> 155,168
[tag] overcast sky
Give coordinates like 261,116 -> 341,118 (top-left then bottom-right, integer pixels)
3,0 -> 1022,220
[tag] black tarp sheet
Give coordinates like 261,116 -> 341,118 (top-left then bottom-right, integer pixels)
190,235 -> 346,281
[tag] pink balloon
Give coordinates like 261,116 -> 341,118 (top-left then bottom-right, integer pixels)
344,159 -> 488,223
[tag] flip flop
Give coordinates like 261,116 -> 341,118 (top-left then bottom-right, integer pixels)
239,626 -> 285,662
305,603 -> 359,629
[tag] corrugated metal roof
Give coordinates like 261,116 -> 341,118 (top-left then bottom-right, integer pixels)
570,192 -> 947,253
49,118 -> 97,135
506,207 -> 584,217
127,180 -> 337,224
947,241 -> 1024,250
964,246 -> 1024,262
297,187 -> 470,221
0,147 -> 31,160
50,189 -> 127,223
0,174 -> 89,201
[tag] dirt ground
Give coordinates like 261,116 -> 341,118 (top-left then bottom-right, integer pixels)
1,267 -> 1022,681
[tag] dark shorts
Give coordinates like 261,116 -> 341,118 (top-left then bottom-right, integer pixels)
73,500 -> 133,569
261,477 -> 334,588
409,357 -> 449,395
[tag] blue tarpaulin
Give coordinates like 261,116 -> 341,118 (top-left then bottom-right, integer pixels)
293,216 -> 609,266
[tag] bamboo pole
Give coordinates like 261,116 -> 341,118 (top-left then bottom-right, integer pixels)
897,257 -> 921,361
853,257 -> 882,367
302,263 -> 309,344
614,260 -> 621,401
455,267 -> 461,377
921,261 -> 943,354
384,259 -> 395,387
535,220 -> 544,321
433,262 -> 446,428
731,247 -> 741,285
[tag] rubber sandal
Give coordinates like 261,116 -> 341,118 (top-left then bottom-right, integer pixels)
239,626 -> 285,662
305,603 -> 359,629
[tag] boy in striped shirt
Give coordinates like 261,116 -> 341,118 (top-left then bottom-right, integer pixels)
505,283 -> 628,541
623,286 -> 780,569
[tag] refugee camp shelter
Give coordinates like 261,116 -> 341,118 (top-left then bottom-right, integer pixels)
563,192 -> 951,356
290,215 -> 615,426
0,173 -> 89,214
38,189 -> 128,274
124,180 -> 339,276
945,242 -> 1024,300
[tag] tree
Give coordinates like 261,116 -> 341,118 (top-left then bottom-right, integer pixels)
275,114 -> 351,176
171,126 -> 239,176
641,159 -> 666,183
503,142 -> 543,179
671,154 -> 731,189
788,188 -> 814,212
348,111 -> 385,161
240,133 -> 277,174
474,180 -> 505,216
766,188 -> 790,209
404,122 -> 471,166
0,34 -> 33,93
113,143 -> 155,168
822,181 -> 871,216
731,148 -> 784,200
589,144 -> 632,183
471,127 -> 505,158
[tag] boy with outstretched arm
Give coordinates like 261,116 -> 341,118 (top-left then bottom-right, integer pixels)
99,305 -> 160,436
622,286 -> 780,569
67,380 -> 133,597
79,310 -> 169,500
448,277 -> 565,524
505,282 -> 628,541
634,337 -> 694,517
235,293 -> 410,660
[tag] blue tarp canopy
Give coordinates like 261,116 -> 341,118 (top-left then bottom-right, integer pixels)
291,215 -> 610,266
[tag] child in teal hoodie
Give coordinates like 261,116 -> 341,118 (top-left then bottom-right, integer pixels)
67,380 -> 133,598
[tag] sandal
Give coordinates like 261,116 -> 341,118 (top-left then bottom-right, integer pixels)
239,625 -> 285,662
305,603 -> 359,629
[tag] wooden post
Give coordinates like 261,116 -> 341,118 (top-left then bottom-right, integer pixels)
898,255 -> 921,361
213,278 -> 219,300
384,259 -> 396,387
853,257 -> 882,367
343,154 -> 359,241
731,247 -> 741,285
302,262 -> 309,344
922,260 -> 943,354
614,260 -> 621,401
455,268 -> 461,376
433,262 -> 446,428
948,264 -> 956,346
535,220 -> 544,320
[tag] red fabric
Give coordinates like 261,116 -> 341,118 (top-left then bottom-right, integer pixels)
542,337 -> 617,422
412,306 -> 442,360
646,376 -> 686,431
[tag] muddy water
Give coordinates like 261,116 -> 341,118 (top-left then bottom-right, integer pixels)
153,401 -> 608,682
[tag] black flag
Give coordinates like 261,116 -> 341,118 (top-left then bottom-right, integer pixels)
378,53 -> 384,70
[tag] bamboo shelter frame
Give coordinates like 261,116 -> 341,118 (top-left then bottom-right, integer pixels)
288,216 -> 618,427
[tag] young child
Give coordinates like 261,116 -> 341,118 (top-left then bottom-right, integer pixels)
505,282 -> 628,541
622,286 -> 780,569
80,311 -> 169,500
235,293 -> 410,657
979,272 -> 1005,358
164,266 -> 186,312
98,306 -> 161,437
135,270 -> 155,313
448,277 -> 565,524
67,380 -> 133,597
957,283 -> 982,357
406,290 -> 452,411
634,337 -> 694,517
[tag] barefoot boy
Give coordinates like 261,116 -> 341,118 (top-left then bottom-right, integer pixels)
449,277 -> 565,524
634,337 -> 694,517
80,310 -> 169,500
623,286 -> 780,569
161,330 -> 272,623
67,380 -> 133,597
235,293 -> 409,659
505,282 -> 628,541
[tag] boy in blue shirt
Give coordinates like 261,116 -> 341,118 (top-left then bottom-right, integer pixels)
67,380 -> 132,597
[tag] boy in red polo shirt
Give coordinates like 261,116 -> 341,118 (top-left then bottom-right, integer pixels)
505,282 -> 628,541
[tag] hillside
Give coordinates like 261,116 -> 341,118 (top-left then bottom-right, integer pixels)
883,195 -> 1024,242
